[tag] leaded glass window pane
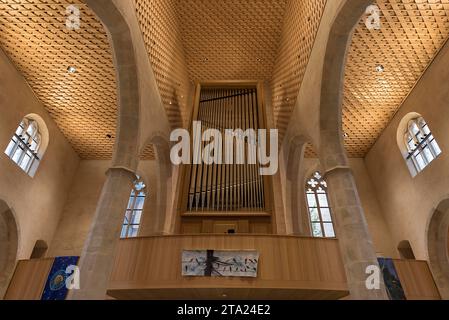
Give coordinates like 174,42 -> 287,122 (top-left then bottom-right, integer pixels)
121,178 -> 147,239
4,117 -> 42,175
405,118 -> 441,175
305,172 -> 336,239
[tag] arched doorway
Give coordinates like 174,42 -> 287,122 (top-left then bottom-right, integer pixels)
428,199 -> 449,299
0,199 -> 18,299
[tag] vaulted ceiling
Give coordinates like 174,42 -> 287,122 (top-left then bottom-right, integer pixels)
175,0 -> 287,81
270,0 -> 327,151
0,0 -> 117,159
343,0 -> 449,157
1,0 -> 449,160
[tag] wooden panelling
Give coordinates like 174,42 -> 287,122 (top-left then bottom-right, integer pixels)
4,249 -> 442,300
108,235 -> 348,300
180,216 -> 272,235
4,258 -> 54,300
133,0 -> 191,129
175,0 -> 287,82
394,259 -> 441,300
271,0 -> 327,146
0,1 -> 118,159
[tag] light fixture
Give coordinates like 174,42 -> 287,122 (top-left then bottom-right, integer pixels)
67,66 -> 76,74
343,132 -> 349,139
376,64 -> 385,73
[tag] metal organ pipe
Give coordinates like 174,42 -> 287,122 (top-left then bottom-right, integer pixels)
187,88 -> 265,212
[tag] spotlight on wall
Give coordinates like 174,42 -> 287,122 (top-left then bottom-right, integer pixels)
376,64 -> 385,73
67,66 -> 77,74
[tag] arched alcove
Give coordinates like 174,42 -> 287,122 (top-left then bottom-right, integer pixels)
0,199 -> 18,299
285,136 -> 307,235
285,136 -> 320,236
139,134 -> 172,235
427,199 -> 449,299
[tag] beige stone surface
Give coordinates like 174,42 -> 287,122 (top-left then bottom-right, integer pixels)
348,159 -> 396,257
69,167 -> 135,300
0,47 -> 79,259
365,36 -> 449,261
49,160 -> 161,257
296,158 -> 396,257
0,200 -> 18,298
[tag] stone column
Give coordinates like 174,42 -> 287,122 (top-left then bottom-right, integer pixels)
68,167 -> 136,300
325,167 -> 388,300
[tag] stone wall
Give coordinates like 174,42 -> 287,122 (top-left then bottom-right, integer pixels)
365,39 -> 449,260
0,48 -> 79,259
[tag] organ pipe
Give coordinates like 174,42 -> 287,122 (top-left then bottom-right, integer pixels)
187,88 -> 265,212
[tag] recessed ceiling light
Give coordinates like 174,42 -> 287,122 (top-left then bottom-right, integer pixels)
343,132 -> 349,139
67,66 -> 76,74
376,64 -> 385,73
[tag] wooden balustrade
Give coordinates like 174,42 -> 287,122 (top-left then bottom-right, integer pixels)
3,235 -> 441,300
108,235 -> 348,300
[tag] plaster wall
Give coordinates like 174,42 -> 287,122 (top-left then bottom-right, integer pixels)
300,158 -> 396,257
48,160 -> 159,257
365,38 -> 449,261
0,48 -> 79,259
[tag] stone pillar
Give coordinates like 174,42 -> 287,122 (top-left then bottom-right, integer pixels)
325,167 -> 388,300
68,167 -> 136,300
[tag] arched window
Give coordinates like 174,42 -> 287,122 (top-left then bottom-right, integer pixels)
404,117 -> 441,174
305,172 -> 335,238
4,117 -> 42,175
121,178 -> 146,239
